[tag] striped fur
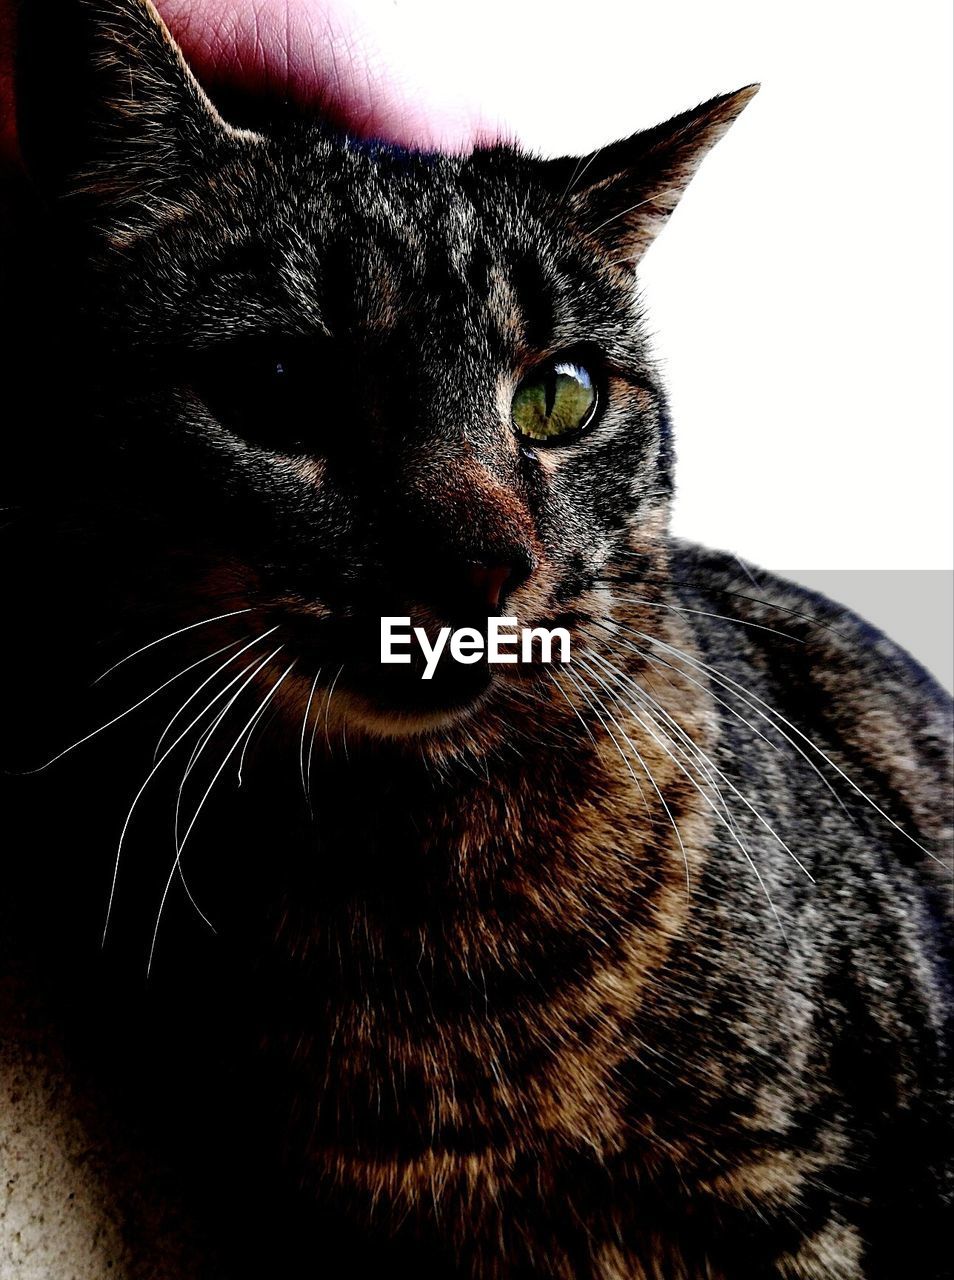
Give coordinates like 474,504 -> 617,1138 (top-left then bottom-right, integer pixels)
2,2 -> 951,1276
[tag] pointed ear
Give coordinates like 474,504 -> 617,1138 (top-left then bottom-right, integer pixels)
550,85 -> 758,267
16,0 -> 247,217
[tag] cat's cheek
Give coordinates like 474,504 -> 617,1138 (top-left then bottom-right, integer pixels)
268,452 -> 327,492
526,448 -> 563,482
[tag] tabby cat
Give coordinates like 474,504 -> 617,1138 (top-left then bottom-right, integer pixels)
1,1 -> 951,1277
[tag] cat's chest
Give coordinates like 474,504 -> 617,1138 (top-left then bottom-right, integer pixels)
247,769 -> 704,1167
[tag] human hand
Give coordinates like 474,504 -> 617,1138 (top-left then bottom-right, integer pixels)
1,0 -> 503,174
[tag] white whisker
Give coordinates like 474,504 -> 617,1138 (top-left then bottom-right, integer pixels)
322,664 -> 345,757
174,645 -> 284,850
28,640 -> 241,773
578,650 -> 787,935
588,647 -> 740,838
563,663 -> 649,811
585,645 -> 814,883
630,625 -> 946,866
153,628 -> 278,759
612,548 -> 844,635
574,655 -> 691,891
94,607 -> 254,683
560,144 -> 604,201
147,659 -> 295,977
606,623 -> 788,769
237,696 -> 279,786
299,670 -> 322,801
605,590 -> 801,642
547,668 -> 601,754
101,632 -> 278,943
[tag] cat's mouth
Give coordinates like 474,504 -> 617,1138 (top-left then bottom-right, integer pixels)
273,606 -> 558,737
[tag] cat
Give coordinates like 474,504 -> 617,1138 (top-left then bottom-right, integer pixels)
1,1 -> 951,1277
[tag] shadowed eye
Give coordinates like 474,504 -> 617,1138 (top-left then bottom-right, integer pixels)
511,359 -> 598,444
188,340 -> 336,450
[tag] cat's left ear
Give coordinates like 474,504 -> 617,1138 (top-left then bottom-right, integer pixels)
16,0 -> 253,218
550,86 -> 758,267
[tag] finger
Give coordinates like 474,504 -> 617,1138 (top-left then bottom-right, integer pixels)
154,0 -> 501,150
2,0 -> 504,176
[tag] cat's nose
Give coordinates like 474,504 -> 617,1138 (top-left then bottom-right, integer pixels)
463,557 -> 531,613
466,564 -> 512,612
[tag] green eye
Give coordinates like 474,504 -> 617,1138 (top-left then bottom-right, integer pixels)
511,360 -> 598,444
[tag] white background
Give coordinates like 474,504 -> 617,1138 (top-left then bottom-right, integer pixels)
379,0 -> 953,572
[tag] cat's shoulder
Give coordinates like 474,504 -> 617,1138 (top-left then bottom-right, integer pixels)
668,538 -> 950,711
668,538 -> 953,853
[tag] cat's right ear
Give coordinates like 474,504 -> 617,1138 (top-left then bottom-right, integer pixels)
15,0 -> 252,219
547,86 -> 758,268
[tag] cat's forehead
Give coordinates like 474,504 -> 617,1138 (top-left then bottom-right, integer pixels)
108,134 -> 628,356
282,137 -> 542,275
258,137 -> 602,343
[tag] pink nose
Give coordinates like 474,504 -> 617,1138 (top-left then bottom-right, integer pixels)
466,564 -> 513,612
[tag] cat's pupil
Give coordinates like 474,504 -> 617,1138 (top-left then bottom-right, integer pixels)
544,369 -> 557,419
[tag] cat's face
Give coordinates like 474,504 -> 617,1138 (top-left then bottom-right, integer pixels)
17,0 -> 754,736
85,138 -> 672,728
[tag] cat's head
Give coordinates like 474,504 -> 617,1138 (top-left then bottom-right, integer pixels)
15,0 -> 755,738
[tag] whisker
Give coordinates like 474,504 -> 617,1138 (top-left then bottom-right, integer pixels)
321,664 -> 345,759
547,676 -> 735,950
584,646 -> 814,883
586,647 -> 740,839
94,607 -> 254,683
610,623 -> 886,889
627,624 -> 947,867
578,651 -> 786,936
299,669 -> 322,802
546,668 -> 602,754
713,585 -> 845,637
305,668 -> 337,804
611,548 -> 847,636
237,696 -> 280,786
153,628 -> 278,759
148,659 -> 296,977
174,868 -> 217,935
177,644 -> 281,789
733,554 -> 762,589
563,663 -> 650,812
598,621 -> 786,767
174,645 -> 285,851
174,638 -> 281,783
102,633 -> 278,943
603,589 -> 801,642
26,640 -> 242,774
595,617 -> 851,815
573,655 -> 691,891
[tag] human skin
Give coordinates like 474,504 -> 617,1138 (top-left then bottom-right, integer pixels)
0,0 -> 501,175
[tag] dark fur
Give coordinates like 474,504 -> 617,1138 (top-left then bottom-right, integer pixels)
2,2 -> 951,1276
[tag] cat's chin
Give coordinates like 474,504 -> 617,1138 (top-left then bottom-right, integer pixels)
329,666 -> 496,740
334,696 -> 487,741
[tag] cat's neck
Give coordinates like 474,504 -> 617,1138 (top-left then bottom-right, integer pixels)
226,598 -> 716,1197
258,598 -> 712,975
